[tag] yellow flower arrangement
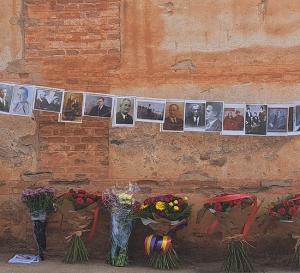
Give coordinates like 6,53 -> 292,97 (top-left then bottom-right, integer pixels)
173,200 -> 178,205
140,204 -> 149,210
155,201 -> 166,211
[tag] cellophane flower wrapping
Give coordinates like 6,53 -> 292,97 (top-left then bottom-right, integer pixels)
196,194 -> 258,273
136,194 -> 191,270
22,187 -> 55,260
268,194 -> 300,270
56,189 -> 101,263
102,183 -> 139,267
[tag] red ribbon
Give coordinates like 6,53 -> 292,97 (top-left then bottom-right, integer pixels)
88,201 -> 101,241
206,194 -> 262,239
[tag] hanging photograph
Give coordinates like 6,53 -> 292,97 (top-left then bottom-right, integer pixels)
34,87 -> 64,113
205,101 -> 224,132
289,102 -> 300,135
112,96 -> 136,127
61,91 -> 83,123
136,98 -> 166,123
267,104 -> 289,136
222,104 -> 245,135
83,93 -> 113,118
288,106 -> 294,133
184,100 -> 205,132
161,100 -> 184,132
9,85 -> 35,117
0,83 -> 14,114
245,104 -> 267,135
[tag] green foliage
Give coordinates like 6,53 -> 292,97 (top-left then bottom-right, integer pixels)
63,234 -> 89,264
148,246 -> 179,270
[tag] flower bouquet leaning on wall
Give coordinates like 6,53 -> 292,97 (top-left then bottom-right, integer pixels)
269,194 -> 300,270
102,183 -> 139,267
135,194 -> 191,270
56,189 -> 101,263
197,194 -> 261,273
22,187 -> 55,261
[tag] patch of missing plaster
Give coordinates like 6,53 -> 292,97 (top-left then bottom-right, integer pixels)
110,139 -> 125,145
209,157 -> 227,167
160,2 -> 174,15
257,0 -> 268,21
6,59 -> 28,75
21,171 -> 53,182
171,59 -> 196,71
49,179 -> 90,186
178,170 -> 217,182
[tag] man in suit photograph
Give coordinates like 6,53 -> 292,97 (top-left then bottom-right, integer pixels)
89,96 -> 111,117
35,90 -> 49,110
11,86 -> 31,115
205,102 -> 223,132
163,103 -> 184,131
0,88 -> 10,112
185,103 -> 205,128
115,98 -> 133,124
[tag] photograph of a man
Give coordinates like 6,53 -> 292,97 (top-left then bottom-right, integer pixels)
84,94 -> 112,118
184,101 -> 205,131
0,84 -> 13,113
205,101 -> 223,132
9,85 -> 35,116
162,101 -> 184,132
136,98 -> 165,123
113,97 -> 135,127
267,105 -> 289,135
61,92 -> 83,123
34,88 -> 63,113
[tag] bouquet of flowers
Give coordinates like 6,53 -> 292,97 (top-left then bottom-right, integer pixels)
269,194 -> 300,270
102,183 -> 139,267
135,194 -> 191,269
56,189 -> 101,263
197,194 -> 261,273
22,187 -> 55,260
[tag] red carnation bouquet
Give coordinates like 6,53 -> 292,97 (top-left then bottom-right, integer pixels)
135,194 -> 191,270
269,194 -> 300,222
269,194 -> 300,270
197,193 -> 261,273
56,189 -> 101,263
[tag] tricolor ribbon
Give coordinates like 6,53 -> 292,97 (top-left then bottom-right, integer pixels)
144,234 -> 172,256
205,194 -> 262,239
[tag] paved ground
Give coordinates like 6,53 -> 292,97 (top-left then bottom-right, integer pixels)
0,255 -> 297,273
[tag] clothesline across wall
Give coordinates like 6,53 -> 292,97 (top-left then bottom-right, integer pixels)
0,82 -> 299,137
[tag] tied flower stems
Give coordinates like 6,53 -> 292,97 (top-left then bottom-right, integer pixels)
223,240 -> 254,273
290,235 -> 300,270
109,248 -> 128,267
64,233 -> 89,264
148,246 -> 179,270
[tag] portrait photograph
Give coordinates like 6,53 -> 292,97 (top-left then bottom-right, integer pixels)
0,83 -> 14,114
34,87 -> 63,113
222,104 -> 245,135
112,96 -> 136,127
205,101 -> 224,132
9,85 -> 35,117
61,91 -> 83,123
291,101 -> 300,135
84,93 -> 113,118
136,98 -> 166,123
161,100 -> 184,132
245,104 -> 267,135
184,100 -> 205,132
267,104 -> 289,136
288,106 -> 294,133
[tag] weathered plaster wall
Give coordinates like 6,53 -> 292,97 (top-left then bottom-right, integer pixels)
0,0 -> 299,259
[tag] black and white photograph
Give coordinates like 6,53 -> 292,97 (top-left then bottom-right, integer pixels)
267,105 -> 289,136
136,98 -> 165,123
291,103 -> 300,134
61,91 -> 83,123
113,96 -> 136,127
9,85 -> 35,117
161,100 -> 184,132
0,83 -> 14,114
245,104 -> 267,135
84,93 -> 113,118
184,100 -> 205,132
34,87 -> 63,113
205,101 -> 224,132
288,105 -> 295,134
222,104 -> 245,135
